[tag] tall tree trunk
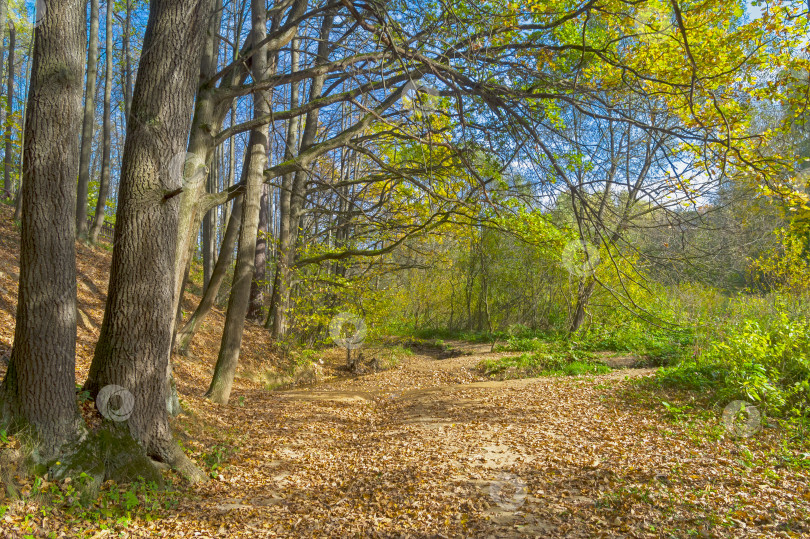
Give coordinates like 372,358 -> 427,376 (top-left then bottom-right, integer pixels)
0,0 -> 85,459
174,0 -> 306,343
169,0 -> 228,342
122,0 -> 132,122
175,194 -> 242,354
224,4 -> 239,230
272,15 -> 334,339
76,0 -> 99,239
205,0 -> 270,404
84,0 -> 212,480
163,0 -> 228,417
247,183 -> 268,320
0,0 -> 9,183
225,104 -> 235,228
202,148 -> 218,289
3,22 -> 14,200
269,36 -> 300,337
88,0 -> 113,244
0,0 -> 6,73
570,278 -> 596,333
12,176 -> 20,217
247,10 -> 283,323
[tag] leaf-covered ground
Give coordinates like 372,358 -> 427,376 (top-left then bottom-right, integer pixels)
161,355 -> 807,539
0,206 -> 809,537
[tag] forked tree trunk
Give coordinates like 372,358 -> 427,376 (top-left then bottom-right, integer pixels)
76,0 -> 100,239
176,0 -> 306,343
570,278 -> 596,333
169,0 -> 228,341
202,152 -> 218,289
247,183 -> 268,320
84,0 -> 212,480
0,0 -> 85,460
162,0 -> 225,415
88,0 -> 113,244
175,194 -> 242,354
205,0 -> 271,405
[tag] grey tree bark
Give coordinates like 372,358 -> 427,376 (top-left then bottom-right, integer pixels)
3,22 -> 14,200
0,1 -> 7,80
224,6 -> 240,230
88,0 -> 113,244
570,279 -> 596,333
247,183 -> 268,321
171,0 -> 306,340
169,0 -> 229,340
122,0 -> 132,122
0,0 -> 86,460
84,0 -> 213,480
175,193 -> 242,354
202,147 -> 218,290
161,0 -> 226,416
205,0 -> 271,405
76,0 -> 99,239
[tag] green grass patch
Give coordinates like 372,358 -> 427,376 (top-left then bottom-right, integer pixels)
492,336 -> 548,352
573,325 -> 693,366
408,328 -> 498,343
402,323 -> 691,366
653,317 -> 810,439
478,350 -> 610,379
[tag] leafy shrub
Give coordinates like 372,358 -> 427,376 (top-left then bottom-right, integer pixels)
478,349 -> 609,379
409,327 -> 500,343
655,362 -> 727,390
576,324 -> 693,366
201,444 -> 237,479
658,314 -> 810,421
492,336 -> 547,352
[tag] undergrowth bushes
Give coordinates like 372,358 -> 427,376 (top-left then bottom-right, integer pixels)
657,312 -> 810,426
573,324 -> 694,366
478,340 -> 610,379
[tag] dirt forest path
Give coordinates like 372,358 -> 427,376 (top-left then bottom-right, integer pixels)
0,199 -> 806,538
170,344 -> 809,539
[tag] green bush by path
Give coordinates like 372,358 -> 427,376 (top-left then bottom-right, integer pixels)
478,348 -> 610,379
656,312 -> 810,434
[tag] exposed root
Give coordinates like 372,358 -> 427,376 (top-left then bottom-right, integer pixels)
166,446 -> 208,484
